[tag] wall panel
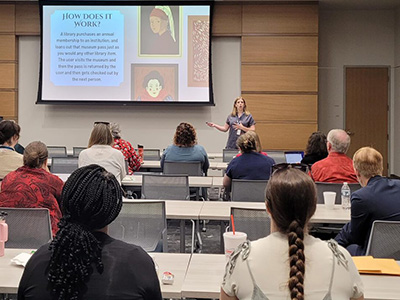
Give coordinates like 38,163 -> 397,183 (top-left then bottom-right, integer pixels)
242,5 -> 318,34
246,94 -> 317,122
256,122 -> 317,150
0,92 -> 17,118
242,36 -> 318,63
16,4 -> 40,35
0,35 -> 16,61
242,65 -> 318,92
212,4 -> 242,36
0,5 -> 15,33
0,64 -> 16,89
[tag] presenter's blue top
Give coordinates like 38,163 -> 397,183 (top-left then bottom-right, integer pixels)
225,113 -> 256,149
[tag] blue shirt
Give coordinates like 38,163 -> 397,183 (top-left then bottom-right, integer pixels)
225,113 -> 256,149
226,152 -> 275,180
161,144 -> 209,175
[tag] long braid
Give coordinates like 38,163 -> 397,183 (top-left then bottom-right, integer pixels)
266,168 -> 316,300
288,220 -> 305,300
47,165 -> 122,300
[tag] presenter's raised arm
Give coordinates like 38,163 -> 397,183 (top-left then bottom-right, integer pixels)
206,122 -> 229,132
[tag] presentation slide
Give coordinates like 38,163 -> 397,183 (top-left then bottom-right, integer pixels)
39,2 -> 212,104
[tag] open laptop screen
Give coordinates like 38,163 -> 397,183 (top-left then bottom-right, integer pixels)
285,151 -> 304,164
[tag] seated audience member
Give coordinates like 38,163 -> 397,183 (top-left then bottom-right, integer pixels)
221,168 -> 364,300
0,120 -> 23,179
236,131 -> 267,157
161,122 -> 209,175
0,141 -> 63,236
110,122 -> 141,175
301,131 -> 328,166
18,165 -> 162,300
223,131 -> 275,192
335,147 -> 400,256
311,129 -> 357,183
79,122 -> 126,184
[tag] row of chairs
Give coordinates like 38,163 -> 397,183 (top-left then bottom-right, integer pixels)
222,149 -> 302,163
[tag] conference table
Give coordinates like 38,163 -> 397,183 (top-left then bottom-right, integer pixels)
140,160 -> 227,171
0,249 -> 191,299
122,174 -> 224,188
182,253 -> 400,300
2,249 -> 399,299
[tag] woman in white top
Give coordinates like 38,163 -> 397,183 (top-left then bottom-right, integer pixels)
0,120 -> 23,179
221,167 -> 364,300
79,122 -> 126,184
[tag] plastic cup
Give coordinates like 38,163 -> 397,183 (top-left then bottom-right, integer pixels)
323,191 -> 336,209
223,231 -> 247,259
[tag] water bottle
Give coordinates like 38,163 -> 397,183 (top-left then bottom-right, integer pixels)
0,211 -> 8,257
341,182 -> 351,210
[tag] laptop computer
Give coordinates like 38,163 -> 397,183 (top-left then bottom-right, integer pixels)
284,151 -> 304,164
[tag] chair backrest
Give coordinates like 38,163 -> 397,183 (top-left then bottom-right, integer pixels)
72,147 -> 86,157
163,161 -> 202,176
142,174 -> 190,200
230,207 -> 270,241
366,220 -> 400,259
47,146 -> 67,158
1,208 -> 52,248
108,201 -> 167,252
143,149 -> 161,161
265,150 -> 286,164
223,149 -> 240,163
315,182 -> 362,204
51,157 -> 79,174
231,179 -> 268,202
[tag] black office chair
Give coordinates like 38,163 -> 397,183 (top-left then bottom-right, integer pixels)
142,174 -> 190,200
72,147 -> 86,157
230,207 -> 270,241
51,157 -> 79,174
47,146 -> 67,158
315,182 -> 362,204
366,220 -> 400,259
231,179 -> 268,202
223,149 -> 240,163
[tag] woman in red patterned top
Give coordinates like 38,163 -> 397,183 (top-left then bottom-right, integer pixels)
0,141 -> 63,236
110,123 -> 141,175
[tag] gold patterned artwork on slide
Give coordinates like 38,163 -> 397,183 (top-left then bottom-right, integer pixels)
188,16 -> 209,87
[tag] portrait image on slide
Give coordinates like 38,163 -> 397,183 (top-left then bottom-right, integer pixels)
131,64 -> 178,101
139,6 -> 181,56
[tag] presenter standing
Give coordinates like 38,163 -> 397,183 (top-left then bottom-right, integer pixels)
207,97 -> 255,149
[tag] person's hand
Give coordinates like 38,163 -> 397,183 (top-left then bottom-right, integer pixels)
206,122 -> 214,128
233,122 -> 243,130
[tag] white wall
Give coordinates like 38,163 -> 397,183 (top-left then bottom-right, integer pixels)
319,9 -> 396,171
18,36 -> 241,152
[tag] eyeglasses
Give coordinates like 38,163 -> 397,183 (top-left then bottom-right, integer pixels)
94,121 -> 110,126
271,163 -> 309,174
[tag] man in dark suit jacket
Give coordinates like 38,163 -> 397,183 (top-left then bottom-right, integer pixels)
335,147 -> 400,255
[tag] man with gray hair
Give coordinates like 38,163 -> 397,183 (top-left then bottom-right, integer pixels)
311,129 -> 357,183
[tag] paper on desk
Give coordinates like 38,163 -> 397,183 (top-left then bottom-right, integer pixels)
11,252 -> 33,267
353,256 -> 400,275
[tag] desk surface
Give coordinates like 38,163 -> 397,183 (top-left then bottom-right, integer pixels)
122,175 -> 214,188
0,249 -> 191,298
182,253 -> 400,300
199,202 -> 350,224
141,160 -> 227,170
123,199 -> 204,220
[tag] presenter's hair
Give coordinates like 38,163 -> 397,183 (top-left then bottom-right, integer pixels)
231,97 -> 250,116
0,120 -> 20,145
266,168 -> 317,300
23,141 -> 48,168
305,131 -> 328,156
237,131 -> 257,153
174,122 -> 197,147
353,146 -> 383,178
88,123 -> 113,148
143,70 -> 164,88
47,164 -> 122,300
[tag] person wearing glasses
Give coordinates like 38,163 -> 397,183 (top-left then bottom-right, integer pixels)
0,120 -> 23,179
0,141 -> 63,236
223,131 -> 275,196
221,167 -> 364,300
78,122 -> 126,184
18,165 -> 162,300
207,97 -> 256,150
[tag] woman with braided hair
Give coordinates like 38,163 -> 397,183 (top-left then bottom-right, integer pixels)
18,165 -> 162,300
221,168 -> 364,300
